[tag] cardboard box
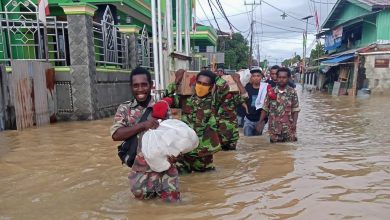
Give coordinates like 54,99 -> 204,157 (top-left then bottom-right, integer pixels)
177,71 -> 198,95
221,75 -> 239,93
171,108 -> 182,120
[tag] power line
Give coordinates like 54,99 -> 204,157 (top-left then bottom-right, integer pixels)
254,21 -> 307,33
211,0 -> 234,33
207,0 -> 222,32
198,0 -> 214,28
310,0 -> 336,4
197,7 -> 257,22
213,0 -> 246,33
262,0 -> 316,26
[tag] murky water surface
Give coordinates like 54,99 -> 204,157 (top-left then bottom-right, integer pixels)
1,86 -> 390,219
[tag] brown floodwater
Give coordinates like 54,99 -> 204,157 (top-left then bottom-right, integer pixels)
1,86 -> 390,220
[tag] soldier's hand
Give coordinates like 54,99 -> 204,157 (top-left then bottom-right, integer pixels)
142,117 -> 159,130
167,155 -> 178,164
232,73 -> 241,83
175,69 -> 185,85
256,121 -> 264,134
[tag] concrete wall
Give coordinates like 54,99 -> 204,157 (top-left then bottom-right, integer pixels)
95,71 -> 132,117
55,70 -> 132,121
364,54 -> 390,93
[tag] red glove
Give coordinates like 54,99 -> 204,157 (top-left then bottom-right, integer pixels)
160,97 -> 173,107
152,100 -> 169,119
267,84 -> 277,100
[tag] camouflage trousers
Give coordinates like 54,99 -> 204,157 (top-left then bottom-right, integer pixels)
128,165 -> 180,202
176,154 -> 215,174
270,128 -> 297,143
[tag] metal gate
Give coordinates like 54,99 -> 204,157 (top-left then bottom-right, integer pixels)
0,0 -> 68,65
93,6 -> 129,68
138,25 -> 153,69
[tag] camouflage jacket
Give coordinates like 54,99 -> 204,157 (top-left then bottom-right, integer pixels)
217,93 -> 245,145
111,97 -> 159,172
263,86 -> 300,136
165,78 -> 229,157
218,93 -> 245,121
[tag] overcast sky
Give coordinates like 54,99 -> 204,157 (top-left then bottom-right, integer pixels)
196,0 -> 336,65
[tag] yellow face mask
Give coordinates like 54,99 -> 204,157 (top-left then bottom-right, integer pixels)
195,83 -> 211,97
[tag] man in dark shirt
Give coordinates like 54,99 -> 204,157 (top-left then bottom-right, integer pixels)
243,67 -> 263,136
236,106 -> 245,128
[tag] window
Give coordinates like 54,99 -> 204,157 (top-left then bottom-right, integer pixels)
198,46 -> 207,53
374,59 -> 389,68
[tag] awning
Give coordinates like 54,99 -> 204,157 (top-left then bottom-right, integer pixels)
321,54 -> 355,66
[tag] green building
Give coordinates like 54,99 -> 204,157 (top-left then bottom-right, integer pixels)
0,0 -> 220,121
317,0 -> 390,95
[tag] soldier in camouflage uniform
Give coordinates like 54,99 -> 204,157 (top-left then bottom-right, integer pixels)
166,70 -> 229,173
258,67 -> 300,143
111,67 -> 180,202
215,69 -> 247,151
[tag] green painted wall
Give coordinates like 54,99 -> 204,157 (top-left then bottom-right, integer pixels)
331,3 -> 369,28
361,21 -> 377,46
377,9 -> 390,41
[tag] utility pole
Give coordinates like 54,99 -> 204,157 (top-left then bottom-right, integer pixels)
257,43 -> 260,66
245,0 -> 261,68
249,20 -> 254,67
302,15 -> 313,88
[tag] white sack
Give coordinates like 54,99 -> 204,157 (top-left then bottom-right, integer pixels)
238,69 -> 251,86
141,119 -> 199,172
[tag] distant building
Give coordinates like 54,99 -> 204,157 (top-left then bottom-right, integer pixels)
316,0 -> 390,95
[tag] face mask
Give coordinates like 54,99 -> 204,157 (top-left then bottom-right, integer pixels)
195,83 -> 211,97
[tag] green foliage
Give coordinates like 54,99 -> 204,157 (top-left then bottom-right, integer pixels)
217,33 -> 249,70
282,54 -> 302,67
259,59 -> 268,69
309,43 -> 325,66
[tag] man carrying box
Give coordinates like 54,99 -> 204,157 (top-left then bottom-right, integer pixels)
216,69 -> 248,151
165,70 -> 229,173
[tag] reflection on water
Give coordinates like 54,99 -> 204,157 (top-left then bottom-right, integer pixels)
1,85 -> 390,219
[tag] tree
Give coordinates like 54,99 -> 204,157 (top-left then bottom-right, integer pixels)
259,59 -> 268,69
309,43 -> 325,66
282,54 -> 301,67
217,33 -> 249,70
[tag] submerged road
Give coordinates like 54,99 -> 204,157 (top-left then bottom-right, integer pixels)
1,85 -> 389,219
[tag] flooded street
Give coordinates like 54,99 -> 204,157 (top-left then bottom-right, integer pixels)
1,86 -> 390,220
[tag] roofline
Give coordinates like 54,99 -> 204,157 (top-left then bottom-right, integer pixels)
318,9 -> 381,36
348,0 -> 372,11
321,0 -> 344,30
321,0 -> 375,29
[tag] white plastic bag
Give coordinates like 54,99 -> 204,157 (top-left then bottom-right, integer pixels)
238,69 -> 251,86
141,119 -> 199,172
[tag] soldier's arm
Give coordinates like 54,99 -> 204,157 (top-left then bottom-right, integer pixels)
164,83 -> 180,108
292,90 -> 300,126
234,93 -> 246,106
256,110 -> 268,133
112,122 -> 153,141
232,73 -> 247,97
214,78 -> 230,108
111,105 -> 158,141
